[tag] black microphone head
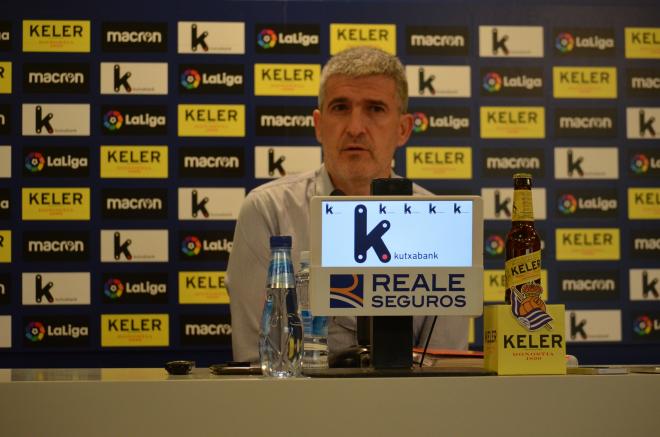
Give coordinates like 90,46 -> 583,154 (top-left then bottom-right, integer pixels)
370,178 -> 413,195
330,188 -> 345,196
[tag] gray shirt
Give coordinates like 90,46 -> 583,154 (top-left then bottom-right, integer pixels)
226,165 -> 469,362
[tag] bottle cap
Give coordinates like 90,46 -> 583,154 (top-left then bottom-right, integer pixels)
270,235 -> 292,248
513,173 -> 532,179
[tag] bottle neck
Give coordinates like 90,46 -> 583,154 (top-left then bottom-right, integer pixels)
268,247 -> 294,289
512,188 -> 534,222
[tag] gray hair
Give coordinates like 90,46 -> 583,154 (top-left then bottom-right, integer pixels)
318,46 -> 409,113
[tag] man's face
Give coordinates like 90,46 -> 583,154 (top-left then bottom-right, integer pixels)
313,74 -> 413,192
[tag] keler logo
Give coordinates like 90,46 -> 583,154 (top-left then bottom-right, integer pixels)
354,204 -> 390,263
114,232 -> 132,260
329,274 -> 364,308
35,105 -> 54,134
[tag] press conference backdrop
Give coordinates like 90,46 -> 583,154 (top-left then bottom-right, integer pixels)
0,0 -> 658,367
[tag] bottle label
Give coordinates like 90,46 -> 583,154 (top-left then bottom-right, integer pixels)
512,190 -> 534,221
505,250 -> 553,331
505,250 -> 541,288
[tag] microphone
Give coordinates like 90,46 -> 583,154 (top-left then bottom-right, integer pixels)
330,188 -> 345,196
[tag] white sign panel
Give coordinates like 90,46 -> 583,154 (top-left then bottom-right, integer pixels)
310,196 -> 484,316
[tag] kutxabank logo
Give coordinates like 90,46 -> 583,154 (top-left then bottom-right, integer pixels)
354,204 -> 390,263
330,274 -> 364,309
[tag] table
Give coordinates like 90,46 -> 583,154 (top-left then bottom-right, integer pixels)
0,368 -> 658,436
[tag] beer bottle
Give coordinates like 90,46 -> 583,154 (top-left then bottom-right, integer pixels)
505,173 -> 542,306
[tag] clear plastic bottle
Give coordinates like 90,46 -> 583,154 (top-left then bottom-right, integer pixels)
296,251 -> 329,369
259,236 -> 303,377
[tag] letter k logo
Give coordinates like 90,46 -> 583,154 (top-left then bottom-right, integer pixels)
35,105 -> 54,134
114,64 -> 132,92
114,232 -> 132,260
354,204 -> 390,263
35,274 -> 54,303
191,24 -> 209,52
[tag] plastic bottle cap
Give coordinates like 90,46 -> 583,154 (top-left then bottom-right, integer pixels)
300,250 -> 310,264
270,235 -> 292,248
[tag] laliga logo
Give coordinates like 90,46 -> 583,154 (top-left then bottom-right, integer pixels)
104,110 -> 124,131
26,321 -> 46,342
104,278 -> 125,299
412,112 -> 429,133
258,29 -> 277,49
558,194 -> 578,215
483,72 -> 502,93
181,69 -> 201,90
634,315 -> 653,336
631,153 -> 649,174
485,234 -> 504,256
556,32 -> 575,53
182,236 -> 202,256
25,152 -> 46,173
329,274 -> 364,309
354,204 -> 390,263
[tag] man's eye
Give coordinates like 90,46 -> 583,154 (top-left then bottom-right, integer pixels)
370,105 -> 386,113
330,104 -> 348,112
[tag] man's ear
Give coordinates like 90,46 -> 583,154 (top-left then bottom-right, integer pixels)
397,112 -> 414,148
313,109 -> 323,144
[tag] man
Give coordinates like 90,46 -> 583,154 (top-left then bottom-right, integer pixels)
227,46 -> 468,363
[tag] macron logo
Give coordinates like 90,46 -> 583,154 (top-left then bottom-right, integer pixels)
354,204 -> 390,263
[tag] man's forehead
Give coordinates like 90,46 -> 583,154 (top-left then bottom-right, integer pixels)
323,74 -> 400,106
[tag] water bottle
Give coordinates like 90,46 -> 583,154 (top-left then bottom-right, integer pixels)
259,236 -> 303,377
296,251 -> 329,369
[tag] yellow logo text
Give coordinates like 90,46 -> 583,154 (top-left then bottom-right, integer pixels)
100,145 -> 168,179
179,271 -> 229,304
23,20 -> 90,53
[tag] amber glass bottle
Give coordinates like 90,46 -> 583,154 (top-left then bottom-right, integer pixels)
505,173 -> 542,305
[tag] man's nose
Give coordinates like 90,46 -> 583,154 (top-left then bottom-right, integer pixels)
346,108 -> 367,136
